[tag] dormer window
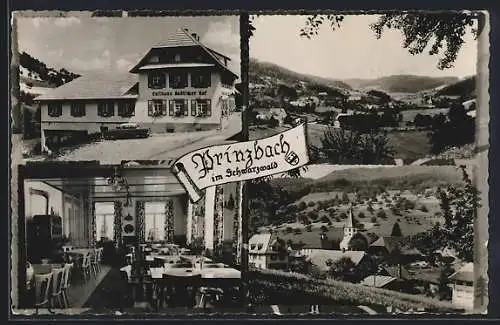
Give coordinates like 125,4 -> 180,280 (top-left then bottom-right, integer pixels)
257,243 -> 264,251
250,244 -> 256,251
148,72 -> 166,89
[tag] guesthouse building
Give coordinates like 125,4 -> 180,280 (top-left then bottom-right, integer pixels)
35,28 -> 239,150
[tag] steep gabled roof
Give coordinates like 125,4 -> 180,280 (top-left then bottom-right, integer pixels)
306,249 -> 366,271
361,275 -> 397,288
129,28 -> 238,79
369,236 -> 404,254
381,265 -> 411,279
249,233 -> 272,254
448,263 -> 474,283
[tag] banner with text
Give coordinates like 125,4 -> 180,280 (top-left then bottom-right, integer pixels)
173,123 -> 310,202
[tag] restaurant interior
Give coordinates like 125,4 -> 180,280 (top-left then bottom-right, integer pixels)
15,161 -> 243,314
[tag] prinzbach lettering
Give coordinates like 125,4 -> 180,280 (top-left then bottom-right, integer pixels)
190,134 -> 291,180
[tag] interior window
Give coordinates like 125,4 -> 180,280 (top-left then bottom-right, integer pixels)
95,202 -> 115,242
145,202 -> 166,242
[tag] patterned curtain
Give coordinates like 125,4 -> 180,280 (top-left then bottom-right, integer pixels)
164,199 -> 174,243
90,202 -> 97,247
232,182 -> 243,265
135,201 -> 146,244
113,201 -> 123,247
213,186 -> 224,257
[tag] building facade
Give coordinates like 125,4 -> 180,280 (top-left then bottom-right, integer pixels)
248,233 -> 289,270
449,263 -> 474,311
35,29 -> 239,149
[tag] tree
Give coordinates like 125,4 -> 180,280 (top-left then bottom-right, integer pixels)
391,222 -> 403,237
226,193 -> 235,210
436,166 -> 478,262
377,209 -> 387,219
341,192 -> 350,204
297,13 -> 482,70
348,233 -> 368,251
314,128 -> 395,165
328,256 -> 356,280
438,262 -> 454,300
429,102 -> 475,154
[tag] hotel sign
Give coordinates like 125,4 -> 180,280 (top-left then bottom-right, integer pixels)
173,123 -> 310,202
152,90 -> 207,96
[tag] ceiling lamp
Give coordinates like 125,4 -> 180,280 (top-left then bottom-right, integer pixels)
106,166 -> 129,192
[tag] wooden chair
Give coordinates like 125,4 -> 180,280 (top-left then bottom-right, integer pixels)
197,287 -> 224,309
96,247 -> 104,273
34,273 -> 52,313
90,249 -> 99,276
51,268 -> 65,308
81,252 -> 92,282
61,263 -> 74,308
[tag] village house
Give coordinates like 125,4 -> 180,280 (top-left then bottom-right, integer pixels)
248,233 -> 289,270
448,263 -> 474,311
254,107 -> 288,126
35,28 -> 239,150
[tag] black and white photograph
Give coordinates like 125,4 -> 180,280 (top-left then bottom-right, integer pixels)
242,11 -> 489,316
248,13 -> 479,166
15,14 -> 242,163
13,161 -> 243,315
9,9 -> 491,319
246,164 -> 482,314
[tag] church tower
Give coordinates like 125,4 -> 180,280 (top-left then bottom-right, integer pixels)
339,204 -> 357,251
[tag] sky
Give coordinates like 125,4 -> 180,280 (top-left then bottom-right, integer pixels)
250,15 -> 478,80
16,15 -> 240,79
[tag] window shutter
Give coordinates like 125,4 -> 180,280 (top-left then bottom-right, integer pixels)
207,99 -> 212,116
162,100 -> 167,116
169,100 -> 174,116
148,101 -> 153,116
184,100 -> 189,116
148,74 -> 153,89
191,100 -> 197,116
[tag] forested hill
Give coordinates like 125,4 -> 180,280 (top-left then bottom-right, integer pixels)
434,76 -> 476,99
344,75 -> 460,93
249,58 -> 352,90
19,51 -> 80,87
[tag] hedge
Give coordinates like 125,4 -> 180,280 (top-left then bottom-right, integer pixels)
247,268 -> 461,313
